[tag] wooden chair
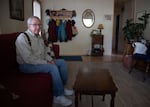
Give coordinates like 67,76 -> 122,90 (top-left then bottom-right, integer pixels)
129,53 -> 150,81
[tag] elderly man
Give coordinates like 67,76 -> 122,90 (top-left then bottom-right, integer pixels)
15,16 -> 73,106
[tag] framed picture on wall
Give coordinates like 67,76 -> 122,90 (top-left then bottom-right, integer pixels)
9,0 -> 24,21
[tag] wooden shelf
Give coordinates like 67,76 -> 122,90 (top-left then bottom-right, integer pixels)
91,35 -> 104,56
50,10 -> 73,20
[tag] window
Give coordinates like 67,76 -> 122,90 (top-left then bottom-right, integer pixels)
33,0 -> 41,19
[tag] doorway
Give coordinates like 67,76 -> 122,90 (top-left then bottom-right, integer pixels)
113,0 -> 135,55
114,15 -> 120,53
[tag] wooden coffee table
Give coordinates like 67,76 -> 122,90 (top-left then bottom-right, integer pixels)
73,67 -> 118,107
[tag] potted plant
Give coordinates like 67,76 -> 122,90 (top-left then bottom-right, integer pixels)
123,12 -> 150,43
122,12 -> 150,69
122,19 -> 135,42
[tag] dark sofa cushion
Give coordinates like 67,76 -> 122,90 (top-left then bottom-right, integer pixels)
0,32 -> 20,72
0,32 -> 53,107
0,72 -> 53,107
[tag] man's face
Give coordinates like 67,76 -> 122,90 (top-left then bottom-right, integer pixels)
28,18 -> 41,35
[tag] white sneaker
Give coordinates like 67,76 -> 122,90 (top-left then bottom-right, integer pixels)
64,89 -> 74,96
53,95 -> 72,106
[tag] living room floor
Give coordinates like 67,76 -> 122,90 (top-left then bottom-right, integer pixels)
82,55 -> 123,62
53,55 -> 150,107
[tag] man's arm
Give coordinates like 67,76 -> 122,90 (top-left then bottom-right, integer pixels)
15,33 -> 51,64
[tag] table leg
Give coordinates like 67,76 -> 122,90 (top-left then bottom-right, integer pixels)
110,93 -> 116,107
80,94 -> 81,100
102,94 -> 105,101
91,96 -> 93,107
75,91 -> 78,107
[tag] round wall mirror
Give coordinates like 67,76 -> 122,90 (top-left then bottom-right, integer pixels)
82,9 -> 95,28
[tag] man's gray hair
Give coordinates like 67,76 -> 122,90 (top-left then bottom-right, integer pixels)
27,16 -> 40,25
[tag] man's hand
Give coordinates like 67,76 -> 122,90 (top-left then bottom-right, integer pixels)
47,60 -> 55,64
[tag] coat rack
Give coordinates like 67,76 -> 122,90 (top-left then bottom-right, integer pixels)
50,9 -> 76,20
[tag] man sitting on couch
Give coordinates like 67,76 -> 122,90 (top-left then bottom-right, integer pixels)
15,16 -> 73,106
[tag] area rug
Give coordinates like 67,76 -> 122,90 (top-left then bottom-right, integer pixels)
60,56 -> 82,61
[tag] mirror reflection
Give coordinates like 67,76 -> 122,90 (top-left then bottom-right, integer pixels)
82,9 -> 95,28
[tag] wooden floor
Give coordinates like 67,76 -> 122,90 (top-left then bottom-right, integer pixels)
82,55 -> 123,62
53,55 -> 150,107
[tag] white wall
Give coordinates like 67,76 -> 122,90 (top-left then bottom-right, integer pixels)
0,0 -> 32,33
41,0 -> 114,55
0,0 -> 114,56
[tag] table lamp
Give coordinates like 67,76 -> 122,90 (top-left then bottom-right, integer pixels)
98,24 -> 104,35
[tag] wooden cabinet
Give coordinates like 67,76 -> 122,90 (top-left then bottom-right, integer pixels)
91,35 -> 104,56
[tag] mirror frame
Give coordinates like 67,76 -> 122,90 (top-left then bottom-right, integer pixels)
82,9 -> 95,28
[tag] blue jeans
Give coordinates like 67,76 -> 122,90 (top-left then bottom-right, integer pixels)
19,59 -> 68,96
133,53 -> 150,61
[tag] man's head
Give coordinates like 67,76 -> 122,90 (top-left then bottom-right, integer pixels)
27,16 -> 41,35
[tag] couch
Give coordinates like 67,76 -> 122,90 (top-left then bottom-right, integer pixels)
0,32 -> 53,107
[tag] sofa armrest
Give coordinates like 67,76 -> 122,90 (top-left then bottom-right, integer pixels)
0,72 -> 53,107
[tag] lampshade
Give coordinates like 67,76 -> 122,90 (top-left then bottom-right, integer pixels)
98,24 -> 104,29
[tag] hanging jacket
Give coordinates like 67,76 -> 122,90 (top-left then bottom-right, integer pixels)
71,20 -> 78,37
72,26 -> 78,37
55,19 -> 61,40
57,20 -> 67,42
65,20 -> 72,40
48,19 -> 57,42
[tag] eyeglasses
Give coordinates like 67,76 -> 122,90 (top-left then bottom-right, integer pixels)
29,24 -> 42,27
